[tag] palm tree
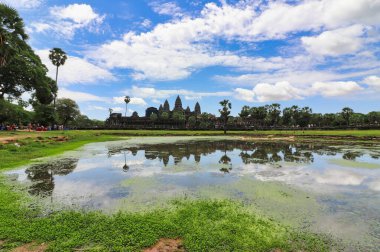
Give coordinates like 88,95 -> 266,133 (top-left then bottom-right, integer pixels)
49,48 -> 67,108
219,99 -> 231,134
124,96 -> 130,117
0,4 -> 28,66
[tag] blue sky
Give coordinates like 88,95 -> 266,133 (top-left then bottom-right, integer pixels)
4,0 -> 380,119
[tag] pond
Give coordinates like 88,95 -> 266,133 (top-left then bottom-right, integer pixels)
6,136 -> 380,250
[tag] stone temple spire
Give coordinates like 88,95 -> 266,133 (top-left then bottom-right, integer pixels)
185,106 -> 191,113
159,104 -> 163,114
163,100 -> 170,112
194,102 -> 201,115
174,95 -> 183,111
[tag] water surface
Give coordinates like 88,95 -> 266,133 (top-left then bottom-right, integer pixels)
6,137 -> 380,250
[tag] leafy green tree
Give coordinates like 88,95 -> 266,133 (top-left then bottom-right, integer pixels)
160,112 -> 169,120
0,5 -> 56,104
310,113 -> 323,127
350,113 -> 366,126
219,99 -> 231,134
199,113 -> 213,129
49,48 -> 67,107
33,103 -> 57,126
322,113 -> 336,127
265,103 -> 281,126
0,99 -> 32,125
188,115 -> 196,128
0,4 -> 28,66
172,111 -> 185,122
297,107 -> 312,127
72,115 -> 104,128
341,107 -> 354,126
56,98 -> 80,126
368,111 -> 380,125
250,106 -> 267,127
227,116 -> 235,126
150,113 -> 158,122
282,106 -> 300,127
239,105 -> 250,121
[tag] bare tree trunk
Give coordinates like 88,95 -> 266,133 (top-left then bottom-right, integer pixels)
54,66 -> 59,109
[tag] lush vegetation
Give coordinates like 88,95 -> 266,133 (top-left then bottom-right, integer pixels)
0,179 -> 334,251
0,4 -> 56,104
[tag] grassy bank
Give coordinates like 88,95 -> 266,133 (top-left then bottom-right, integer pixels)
0,178 -> 334,251
0,129 -> 369,251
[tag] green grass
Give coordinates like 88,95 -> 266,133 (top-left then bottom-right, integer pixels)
0,131 -> 120,170
0,178 -> 334,251
0,129 -> 364,251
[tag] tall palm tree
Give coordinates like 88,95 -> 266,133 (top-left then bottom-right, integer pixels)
124,96 -> 130,117
0,4 -> 28,66
49,48 -> 67,107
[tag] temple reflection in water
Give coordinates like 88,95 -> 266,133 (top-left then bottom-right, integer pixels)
21,140 -> 378,198
108,140 -> 369,167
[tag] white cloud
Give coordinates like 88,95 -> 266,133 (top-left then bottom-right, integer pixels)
50,4 -> 103,25
1,0 -> 42,9
150,1 -> 183,17
311,81 -> 363,97
58,88 -> 107,102
30,22 -> 51,33
316,169 -> 365,186
368,179 -> 380,191
85,0 -> 380,81
112,96 -> 147,106
232,80 -> 366,102
29,4 -> 105,38
234,81 -> 306,102
37,49 -> 115,86
301,25 -> 365,56
363,75 -> 380,88
111,107 -> 123,112
125,86 -> 232,100
254,82 -> 306,102
216,71 -> 345,87
249,0 -> 380,40
233,88 -> 256,102
88,105 -> 107,111
141,19 -> 152,28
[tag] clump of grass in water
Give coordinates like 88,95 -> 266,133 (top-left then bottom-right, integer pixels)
0,179 -> 336,251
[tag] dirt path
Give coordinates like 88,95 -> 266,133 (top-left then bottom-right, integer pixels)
240,135 -> 296,141
11,243 -> 47,252
0,133 -> 67,144
144,238 -> 184,252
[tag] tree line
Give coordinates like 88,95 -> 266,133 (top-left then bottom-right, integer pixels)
0,4 -> 102,129
139,100 -> 379,133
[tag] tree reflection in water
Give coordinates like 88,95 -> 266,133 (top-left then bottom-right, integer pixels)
106,140 -> 361,171
219,142 -> 232,173
25,158 -> 78,197
123,151 -> 129,172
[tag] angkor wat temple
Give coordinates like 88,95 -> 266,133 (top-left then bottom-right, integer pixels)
106,95 -> 203,129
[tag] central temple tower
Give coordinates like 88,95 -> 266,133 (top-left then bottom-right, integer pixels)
173,95 -> 183,111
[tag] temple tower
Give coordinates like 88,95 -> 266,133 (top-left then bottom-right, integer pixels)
174,95 -> 183,111
163,100 -> 170,112
194,102 -> 201,115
